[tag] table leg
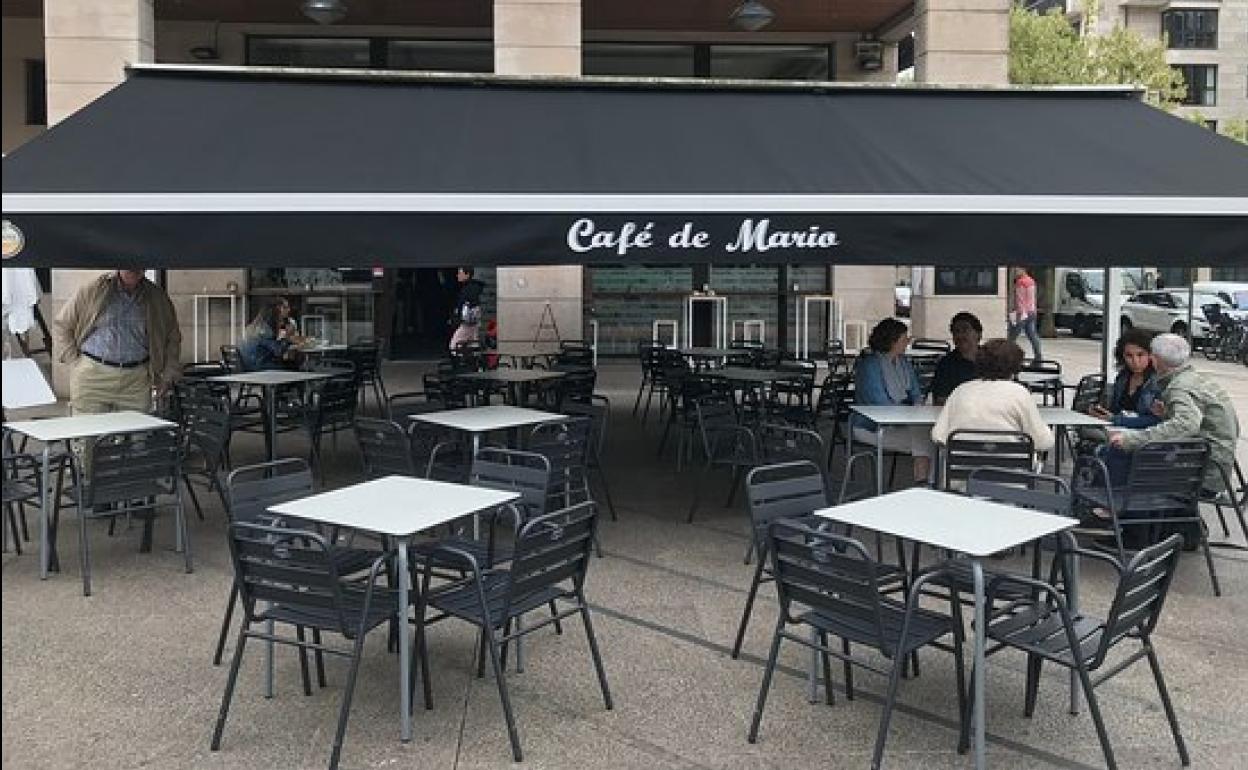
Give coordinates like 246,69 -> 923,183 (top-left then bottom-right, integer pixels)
471,434 -> 482,540
876,427 -> 886,496
972,558 -> 986,770
38,444 -> 51,579
266,385 -> 277,463
398,539 -> 412,741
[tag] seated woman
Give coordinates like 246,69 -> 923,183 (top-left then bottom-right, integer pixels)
1092,328 -> 1164,486
929,311 -> 982,406
240,302 -> 295,371
1090,327 -> 1162,429
274,297 -> 306,347
931,338 -> 1055,455
854,318 -> 934,484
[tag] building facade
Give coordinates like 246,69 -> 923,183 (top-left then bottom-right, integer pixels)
2,0 -> 1012,385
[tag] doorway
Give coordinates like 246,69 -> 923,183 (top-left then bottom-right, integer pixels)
389,268 -> 456,359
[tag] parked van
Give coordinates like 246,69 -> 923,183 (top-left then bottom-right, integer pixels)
1193,282 -> 1248,312
1052,268 -> 1143,337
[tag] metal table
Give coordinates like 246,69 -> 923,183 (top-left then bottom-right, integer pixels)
4,411 -> 176,579
268,475 -> 520,742
815,488 -> 1075,770
209,370 -> 331,461
453,368 -> 566,406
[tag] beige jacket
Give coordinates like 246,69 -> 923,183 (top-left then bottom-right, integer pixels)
52,272 -> 182,389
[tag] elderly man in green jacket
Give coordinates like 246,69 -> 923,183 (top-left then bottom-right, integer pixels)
1109,332 -> 1241,492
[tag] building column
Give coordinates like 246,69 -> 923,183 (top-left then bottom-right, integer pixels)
44,0 -> 156,393
493,0 -> 585,346
909,0 -> 1009,339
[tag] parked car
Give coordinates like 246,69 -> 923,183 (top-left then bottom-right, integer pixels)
1120,289 -> 1231,339
1193,281 -> 1248,312
1052,267 -> 1143,337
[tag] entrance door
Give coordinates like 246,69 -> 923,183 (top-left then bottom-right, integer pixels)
389,268 -> 456,359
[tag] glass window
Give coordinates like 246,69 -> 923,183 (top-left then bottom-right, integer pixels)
583,44 -> 697,77
386,40 -> 492,73
24,59 -> 46,125
248,37 -> 372,68
934,267 -> 998,296
1162,9 -> 1218,49
709,45 -> 830,81
1174,64 -> 1217,106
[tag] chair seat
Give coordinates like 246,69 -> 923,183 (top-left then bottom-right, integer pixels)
801,597 -> 953,658
427,571 -> 565,629
987,603 -> 1105,668
1075,486 -> 1191,515
260,585 -> 400,639
410,535 -> 513,571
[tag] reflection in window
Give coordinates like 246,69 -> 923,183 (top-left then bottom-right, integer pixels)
1162,9 -> 1218,49
387,40 -> 492,73
1174,64 -> 1217,106
583,44 -> 697,77
709,45 -> 830,81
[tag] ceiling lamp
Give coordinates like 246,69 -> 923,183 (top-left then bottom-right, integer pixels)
730,0 -> 775,32
302,0 -> 347,25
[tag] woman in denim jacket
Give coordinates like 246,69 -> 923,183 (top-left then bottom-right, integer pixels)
854,318 -> 934,484
1091,328 -> 1162,429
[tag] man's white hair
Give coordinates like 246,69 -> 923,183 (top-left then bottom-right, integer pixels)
1150,333 -> 1191,368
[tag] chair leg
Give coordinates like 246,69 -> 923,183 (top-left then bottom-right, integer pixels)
78,503 -> 93,597
842,638 -> 855,700
579,602 -> 614,710
328,629 -> 369,770
594,467 -> 619,521
1078,663 -> 1118,770
869,649 -> 908,770
548,600 -> 564,635
1199,523 -> 1221,596
183,475 -> 206,521
686,463 -> 709,523
1145,643 -> 1190,767
731,559 -> 767,659
1024,654 -> 1043,717
483,620 -> 524,762
747,618 -> 785,743
724,465 -> 745,508
213,582 -> 240,665
295,626 -> 313,696
210,628 -> 249,751
818,630 -> 835,706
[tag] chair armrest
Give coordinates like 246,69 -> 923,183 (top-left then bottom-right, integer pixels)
984,571 -> 1071,611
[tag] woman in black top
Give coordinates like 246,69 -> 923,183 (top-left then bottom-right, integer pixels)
930,311 -> 983,405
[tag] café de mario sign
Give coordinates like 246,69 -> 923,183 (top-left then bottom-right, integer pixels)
566,217 -> 842,257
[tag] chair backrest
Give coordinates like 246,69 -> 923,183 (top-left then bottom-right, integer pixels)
1095,534 -> 1183,665
1123,438 -> 1209,512
409,422 -> 468,482
911,338 -> 952,353
1021,358 -> 1063,376
966,467 -> 1072,517
943,430 -> 1035,490
769,519 -> 889,647
503,501 -> 598,615
220,345 -> 245,373
355,417 -> 418,478
470,447 -> 552,518
694,393 -> 740,450
386,390 -> 444,421
1071,373 -> 1107,414
86,428 -> 181,506
347,343 -> 381,380
310,374 -> 359,428
757,423 -> 826,466
178,387 -> 233,469
529,418 -> 593,508
228,521 -> 357,637
746,461 -> 829,543
561,396 -> 609,462
311,357 -> 357,381
558,369 -> 597,404
225,458 -> 314,524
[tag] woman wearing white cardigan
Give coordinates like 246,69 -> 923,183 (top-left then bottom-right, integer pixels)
931,338 -> 1054,453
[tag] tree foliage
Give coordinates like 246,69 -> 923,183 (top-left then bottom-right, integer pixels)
1009,3 -> 1186,108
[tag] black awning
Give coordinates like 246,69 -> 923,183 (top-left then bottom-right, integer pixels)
3,65 -> 1246,268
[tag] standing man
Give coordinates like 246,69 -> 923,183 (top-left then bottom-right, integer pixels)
53,269 -> 181,414
1007,265 -> 1043,362
449,266 -> 484,350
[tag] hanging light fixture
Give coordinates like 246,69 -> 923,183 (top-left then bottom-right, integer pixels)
302,0 -> 347,25
730,0 -> 775,32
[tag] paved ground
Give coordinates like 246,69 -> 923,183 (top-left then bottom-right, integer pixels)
4,337 -> 1247,770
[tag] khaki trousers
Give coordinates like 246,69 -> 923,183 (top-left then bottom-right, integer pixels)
69,358 -> 153,482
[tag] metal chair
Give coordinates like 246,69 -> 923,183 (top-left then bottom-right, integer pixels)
1202,458 -> 1248,542
962,534 -> 1189,770
686,394 -> 758,523
529,418 -> 593,513
2,449 -> 40,555
177,386 -> 233,521
633,341 -> 666,420
414,502 -> 612,761
304,374 -> 359,485
731,461 -> 830,658
354,417 -> 422,478
385,389 -> 445,421
562,396 -> 618,521
747,520 -> 967,770
346,341 -> 388,415
211,522 -> 399,770
1073,438 -> 1219,595
939,429 -> 1036,491
73,428 -> 191,596
1020,358 -> 1065,406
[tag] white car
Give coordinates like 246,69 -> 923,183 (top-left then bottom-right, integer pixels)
1120,290 -> 1231,339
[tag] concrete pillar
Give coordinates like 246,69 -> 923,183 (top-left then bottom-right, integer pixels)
909,0 -> 1008,338
493,0 -> 585,346
831,266 -> 901,340
44,0 -> 154,394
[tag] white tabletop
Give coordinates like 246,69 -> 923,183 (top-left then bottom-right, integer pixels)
712,367 -> 795,384
410,405 -> 567,433
209,371 -> 331,387
850,404 -> 944,425
455,369 -> 566,383
1038,407 -> 1108,427
268,476 -> 520,536
678,347 -> 736,358
298,344 -> 348,353
815,488 -> 1075,557
2,358 -> 57,410
494,343 -> 561,356
1018,371 -> 1063,386
4,411 -> 175,442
